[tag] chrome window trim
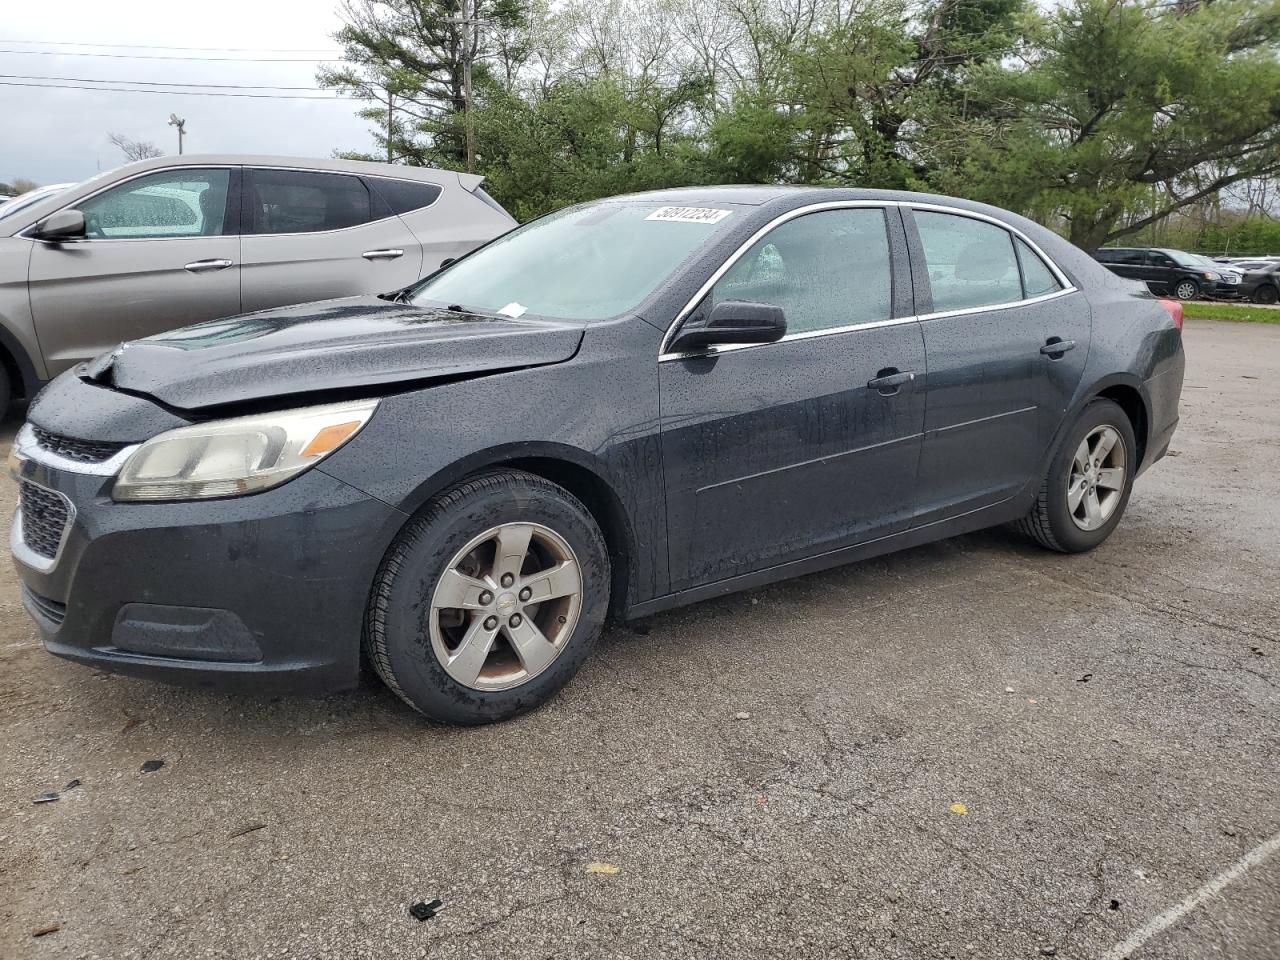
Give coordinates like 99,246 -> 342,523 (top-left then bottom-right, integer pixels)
658,199 -> 1077,362
17,163 -> 445,243
10,423 -> 140,477
9,478 -> 77,574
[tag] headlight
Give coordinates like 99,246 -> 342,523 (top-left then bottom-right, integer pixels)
113,399 -> 378,502
1203,271 -> 1217,280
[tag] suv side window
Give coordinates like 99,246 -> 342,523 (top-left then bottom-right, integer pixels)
1148,252 -> 1176,267
247,169 -> 371,234
708,208 -> 891,334
915,211 -> 1021,312
76,169 -> 232,239
366,177 -> 442,217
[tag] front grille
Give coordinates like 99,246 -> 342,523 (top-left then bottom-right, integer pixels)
18,481 -> 71,560
31,426 -> 127,464
22,586 -> 66,627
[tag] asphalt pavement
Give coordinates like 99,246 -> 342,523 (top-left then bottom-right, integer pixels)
1,318 -> 1277,960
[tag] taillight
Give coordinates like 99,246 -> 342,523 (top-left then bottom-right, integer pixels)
1157,298 -> 1184,331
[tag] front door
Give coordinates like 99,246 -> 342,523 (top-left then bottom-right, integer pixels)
660,206 -> 926,592
28,167 -> 241,375
905,208 -> 1090,525
240,167 -> 422,313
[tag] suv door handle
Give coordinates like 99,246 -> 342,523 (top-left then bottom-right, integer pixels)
363,249 -> 405,261
1040,338 -> 1076,358
867,368 -> 916,395
184,258 -> 233,273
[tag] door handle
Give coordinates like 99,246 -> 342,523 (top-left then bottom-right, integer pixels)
363,248 -> 405,261
1040,338 -> 1076,358
184,258 -> 233,273
867,368 -> 916,396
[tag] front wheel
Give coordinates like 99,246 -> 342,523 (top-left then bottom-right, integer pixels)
1173,279 -> 1200,301
1017,398 -> 1137,553
1253,284 -> 1279,305
365,470 -> 610,724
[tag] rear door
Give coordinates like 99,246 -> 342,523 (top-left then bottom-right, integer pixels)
659,205 -> 926,591
239,167 -> 421,313
27,166 -> 241,375
905,207 -> 1089,526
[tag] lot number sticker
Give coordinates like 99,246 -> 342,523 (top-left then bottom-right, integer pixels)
645,206 -> 733,224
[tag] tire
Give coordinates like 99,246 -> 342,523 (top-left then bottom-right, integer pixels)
1173,279 -> 1200,301
1016,398 -> 1137,554
0,364 -> 9,422
365,470 -> 610,724
1253,284 -> 1279,305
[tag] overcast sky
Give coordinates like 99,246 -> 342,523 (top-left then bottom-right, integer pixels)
0,0 -> 375,186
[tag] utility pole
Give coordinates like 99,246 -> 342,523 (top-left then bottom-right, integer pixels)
167,114 -> 186,155
461,0 -> 476,174
385,90 -> 395,163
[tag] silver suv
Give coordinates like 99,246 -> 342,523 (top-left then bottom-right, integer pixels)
0,155 -> 517,417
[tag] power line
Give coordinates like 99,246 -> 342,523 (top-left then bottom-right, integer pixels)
0,73 -> 327,91
0,39 -> 341,53
0,80 -> 361,100
0,49 -> 334,62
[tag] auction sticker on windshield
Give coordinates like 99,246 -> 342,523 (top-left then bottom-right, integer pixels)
645,206 -> 733,224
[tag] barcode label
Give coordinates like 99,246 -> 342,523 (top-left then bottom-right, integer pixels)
645,206 -> 733,224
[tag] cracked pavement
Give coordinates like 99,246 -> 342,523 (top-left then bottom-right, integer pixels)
2,318 -> 1278,959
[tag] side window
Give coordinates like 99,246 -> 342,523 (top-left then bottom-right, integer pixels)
77,169 -> 230,239
1118,250 -> 1149,265
1015,238 -> 1063,298
915,211 -> 1021,312
366,177 -> 442,217
248,169 -> 371,234
708,208 -> 891,335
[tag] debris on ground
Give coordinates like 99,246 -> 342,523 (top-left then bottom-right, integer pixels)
734,711 -> 751,720
949,803 -> 969,816
63,778 -> 82,791
32,792 -> 59,804
1078,673 -> 1093,683
228,821 -> 267,839
1039,947 -> 1057,956
409,899 -> 444,921
32,923 -> 60,937
1005,686 -> 1015,693
585,862 -> 621,874
140,759 -> 165,773
1109,899 -> 1121,911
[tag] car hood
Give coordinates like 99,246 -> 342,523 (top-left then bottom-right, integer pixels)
83,297 -> 585,410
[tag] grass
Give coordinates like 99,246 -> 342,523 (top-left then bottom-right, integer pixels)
1181,301 -> 1280,324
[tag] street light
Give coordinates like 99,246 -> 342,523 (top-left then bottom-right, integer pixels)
167,114 -> 187,155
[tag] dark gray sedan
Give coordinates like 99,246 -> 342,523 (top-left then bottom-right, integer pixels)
10,187 -> 1185,724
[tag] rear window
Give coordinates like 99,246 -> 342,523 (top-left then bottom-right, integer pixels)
366,177 -> 442,217
248,169 -> 371,234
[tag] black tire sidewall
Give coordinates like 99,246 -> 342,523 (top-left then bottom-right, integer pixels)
1041,399 -> 1138,553
1254,285 -> 1278,305
376,475 -> 609,724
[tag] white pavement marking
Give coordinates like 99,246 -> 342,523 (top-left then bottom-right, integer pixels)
1101,831 -> 1280,959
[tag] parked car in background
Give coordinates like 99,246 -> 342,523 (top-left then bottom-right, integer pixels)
0,184 -> 74,223
0,155 -> 516,418
10,186 -> 1185,724
1233,261 -> 1280,304
1094,246 -> 1227,300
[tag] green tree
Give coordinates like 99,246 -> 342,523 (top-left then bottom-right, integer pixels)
928,0 -> 1280,250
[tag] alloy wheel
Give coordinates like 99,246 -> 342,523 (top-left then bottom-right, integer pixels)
1174,281 -> 1199,301
1067,425 -> 1127,532
429,522 -> 583,691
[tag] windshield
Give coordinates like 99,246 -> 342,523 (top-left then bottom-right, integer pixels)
0,185 -> 71,222
410,201 -> 741,321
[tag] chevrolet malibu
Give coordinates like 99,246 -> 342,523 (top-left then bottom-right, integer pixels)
10,187 -> 1185,724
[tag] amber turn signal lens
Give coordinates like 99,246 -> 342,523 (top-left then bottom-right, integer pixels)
301,421 -> 363,458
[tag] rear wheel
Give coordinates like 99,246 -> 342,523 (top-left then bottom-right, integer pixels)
1173,279 -> 1200,301
1017,399 -> 1137,553
365,470 -> 609,724
1253,284 -> 1279,305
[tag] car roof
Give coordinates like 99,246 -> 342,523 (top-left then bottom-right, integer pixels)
103,153 -> 484,191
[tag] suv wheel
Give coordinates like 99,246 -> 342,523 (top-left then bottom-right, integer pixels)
365,470 -> 610,724
1253,284 -> 1279,305
1173,279 -> 1200,301
1016,398 -> 1137,554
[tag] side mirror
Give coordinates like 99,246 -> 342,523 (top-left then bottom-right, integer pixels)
669,300 -> 787,353
33,209 -> 86,242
